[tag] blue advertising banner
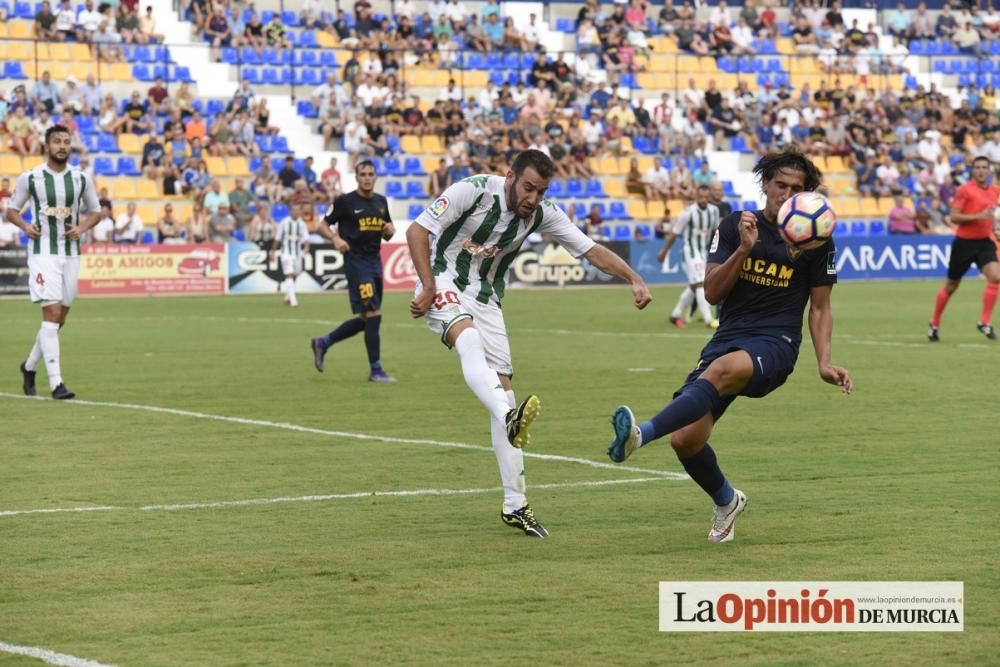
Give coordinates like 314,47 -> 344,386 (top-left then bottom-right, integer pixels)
630,235 -> 966,284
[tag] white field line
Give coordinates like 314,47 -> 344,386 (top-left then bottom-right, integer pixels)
0,477 -> 670,518
0,641 -> 115,667
0,393 -> 681,480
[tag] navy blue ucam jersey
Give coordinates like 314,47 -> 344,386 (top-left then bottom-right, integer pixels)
323,190 -> 393,261
707,210 -> 837,347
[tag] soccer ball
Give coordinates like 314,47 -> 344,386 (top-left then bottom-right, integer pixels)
776,192 -> 837,250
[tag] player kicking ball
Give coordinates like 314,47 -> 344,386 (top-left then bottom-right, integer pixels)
607,149 -> 852,543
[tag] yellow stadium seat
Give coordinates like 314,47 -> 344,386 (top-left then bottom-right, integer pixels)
626,200 -> 648,220
0,155 -> 23,174
421,135 -> 444,154
136,205 -> 157,223
825,156 -> 848,174
666,199 -> 684,214
8,21 -> 32,39
715,73 -> 739,89
105,62 -> 131,81
618,137 -> 633,154
69,43 -> 92,61
47,62 -> 70,79
227,156 -> 251,177
776,38 -> 795,54
838,197 -> 862,217
205,156 -> 227,175
69,62 -> 97,81
588,157 -> 601,174
603,180 -> 625,198
698,57 -> 718,74
36,43 -> 53,60
0,22 -> 8,38
676,56 -> 699,73
406,69 -> 431,87
138,180 -> 160,199
118,134 -> 142,153
647,200 -> 667,219
636,156 -> 655,173
111,180 -> 138,200
7,42 -> 31,60
637,72 -> 673,90
876,198 -> 894,216
316,31 -> 338,48
460,70 -> 488,88
597,156 -> 620,176
49,43 -> 72,61
173,202 -> 193,221
422,156 -> 441,174
401,135 -> 422,154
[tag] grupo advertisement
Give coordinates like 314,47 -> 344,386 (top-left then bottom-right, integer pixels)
507,240 -> 630,288
79,244 -> 227,296
0,247 -> 29,295
227,242 -> 418,294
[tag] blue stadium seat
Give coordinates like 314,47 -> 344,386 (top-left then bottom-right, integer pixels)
731,136 -> 751,153
76,115 -> 97,135
566,179 -> 584,197
220,47 -> 239,64
299,31 -> 318,48
742,200 -> 758,211
319,51 -> 338,68
466,52 -> 486,70
140,231 -> 155,244
98,133 -> 120,153
850,221 -> 868,236
295,50 -> 318,67
262,67 -> 281,84
717,57 -> 737,73
117,156 -> 140,176
206,99 -> 226,116
547,180 -> 565,198
297,100 -> 318,118
294,69 -> 321,85
5,60 -> 32,78
386,135 -> 401,155
570,202 -> 586,219
383,157 -> 403,176
405,181 -> 426,199
403,157 -> 426,176
240,48 -> 262,65
585,179 -> 607,198
488,70 -> 504,86
272,202 -> 289,220
174,67 -> 193,83
407,203 -> 424,219
248,156 -> 264,172
834,221 -> 848,236
869,221 -> 887,236
82,134 -> 99,153
281,10 -> 298,26
503,53 -> 519,69
385,181 -> 404,198
555,18 -> 572,33
94,157 -> 117,176
767,58 -> 783,72
271,136 -> 290,153
232,229 -> 246,242
241,67 -> 261,84
635,224 -> 652,240
613,224 -> 631,240
608,201 -> 628,220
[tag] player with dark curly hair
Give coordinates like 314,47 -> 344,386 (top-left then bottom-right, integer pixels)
605,149 -> 852,543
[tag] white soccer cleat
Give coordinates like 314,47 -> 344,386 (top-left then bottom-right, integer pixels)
708,489 -> 747,543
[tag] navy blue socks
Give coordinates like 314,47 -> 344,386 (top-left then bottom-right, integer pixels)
364,315 -> 382,369
678,444 -> 734,506
323,317 -> 366,347
639,378 -> 725,444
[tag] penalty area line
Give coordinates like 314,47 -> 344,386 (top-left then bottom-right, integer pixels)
0,393 -> 683,480
0,641 -> 116,667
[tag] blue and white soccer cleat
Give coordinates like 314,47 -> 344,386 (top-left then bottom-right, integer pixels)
607,405 -> 641,463
707,489 -> 747,543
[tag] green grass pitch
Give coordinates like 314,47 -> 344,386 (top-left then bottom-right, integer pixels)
1,281 -> 997,665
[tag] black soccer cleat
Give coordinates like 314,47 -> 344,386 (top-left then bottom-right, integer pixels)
501,504 -> 550,538
310,337 -> 327,372
505,394 -> 540,449
51,383 -> 75,400
976,322 -> 997,340
927,323 -> 939,342
19,362 -> 36,396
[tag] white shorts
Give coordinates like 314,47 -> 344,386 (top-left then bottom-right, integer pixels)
682,254 -> 707,284
280,254 -> 303,276
415,273 -> 513,376
28,255 -> 80,307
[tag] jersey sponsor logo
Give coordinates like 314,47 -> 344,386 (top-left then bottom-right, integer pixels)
40,204 -> 74,219
461,238 -> 501,258
739,257 -> 794,287
709,230 -> 720,253
358,216 -> 385,232
429,196 -> 449,218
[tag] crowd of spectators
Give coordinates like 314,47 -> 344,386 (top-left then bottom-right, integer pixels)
33,0 -> 164,60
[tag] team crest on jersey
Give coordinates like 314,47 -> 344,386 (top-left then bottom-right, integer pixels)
709,230 -> 719,253
786,245 -> 803,261
429,196 -> 449,218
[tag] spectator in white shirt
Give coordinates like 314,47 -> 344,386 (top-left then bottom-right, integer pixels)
446,0 -> 467,23
643,160 -> 672,203
90,205 -> 116,243
428,0 -> 448,23
76,0 -> 103,42
0,219 -> 20,247
114,202 -> 144,244
396,0 -> 416,20
708,1 -> 731,29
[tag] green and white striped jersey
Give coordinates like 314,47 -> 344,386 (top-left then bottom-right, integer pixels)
415,175 -> 595,304
275,216 -> 310,257
672,202 -> 720,261
11,163 -> 100,257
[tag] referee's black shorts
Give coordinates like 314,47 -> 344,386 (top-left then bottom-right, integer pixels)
948,237 -> 998,281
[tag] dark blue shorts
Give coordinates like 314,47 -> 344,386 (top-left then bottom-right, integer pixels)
345,259 -> 383,314
674,334 -> 799,422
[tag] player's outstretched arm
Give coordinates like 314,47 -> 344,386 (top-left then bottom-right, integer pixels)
581,244 -> 652,309
808,284 -> 853,395
406,223 -> 436,318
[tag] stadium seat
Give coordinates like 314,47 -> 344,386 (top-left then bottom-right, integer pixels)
227,157 -> 251,177
140,231 -> 155,244
95,157 -> 117,176
635,224 -> 652,240
407,203 -> 424,220
626,201 -> 646,219
405,182 -> 426,199
850,221 -> 868,236
547,180 -> 565,198
834,221 -> 848,236
869,221 -> 887,236
272,136 -> 290,153
232,229 -> 247,242
613,224 -> 632,240
585,179 -> 607,198
383,157 -> 403,176
608,202 -> 628,220
566,179 -> 584,197
386,181 -> 404,198
138,180 -> 160,199
117,157 -> 140,176
403,157 -> 426,176
99,134 -> 120,153
272,202 -> 289,220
